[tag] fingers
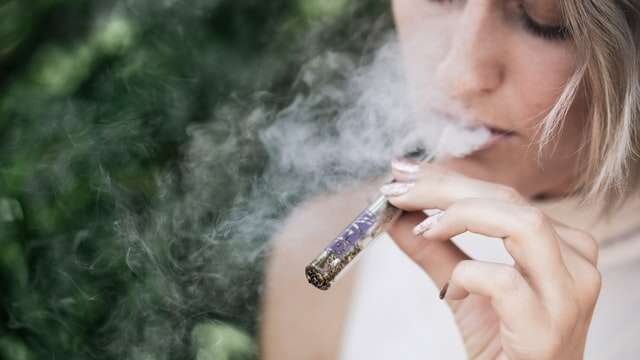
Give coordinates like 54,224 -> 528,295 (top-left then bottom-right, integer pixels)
445,260 -> 544,332
387,211 -> 469,289
552,225 -> 602,310
448,260 -> 598,359
552,222 -> 599,265
384,158 -> 601,316
416,198 -> 573,303
388,159 -> 598,266
384,160 -> 526,211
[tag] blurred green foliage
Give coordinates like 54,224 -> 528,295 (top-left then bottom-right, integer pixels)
0,0 -> 389,358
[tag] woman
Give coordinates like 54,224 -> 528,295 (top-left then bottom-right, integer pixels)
261,0 -> 640,359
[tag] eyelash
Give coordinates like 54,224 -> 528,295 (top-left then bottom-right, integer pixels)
426,0 -> 570,42
520,8 -> 569,41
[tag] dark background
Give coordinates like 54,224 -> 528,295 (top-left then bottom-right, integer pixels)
0,0 -> 390,358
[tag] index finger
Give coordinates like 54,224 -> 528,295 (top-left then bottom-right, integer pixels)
387,161 -> 527,211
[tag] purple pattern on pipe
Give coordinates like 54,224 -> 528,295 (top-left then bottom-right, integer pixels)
328,209 -> 377,257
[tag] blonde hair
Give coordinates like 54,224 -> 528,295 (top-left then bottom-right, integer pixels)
539,1 -> 640,213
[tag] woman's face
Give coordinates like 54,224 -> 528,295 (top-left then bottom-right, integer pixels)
393,0 -> 588,199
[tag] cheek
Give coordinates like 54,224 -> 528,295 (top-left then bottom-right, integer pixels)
507,40 -> 578,132
507,40 -> 586,171
536,90 -> 588,168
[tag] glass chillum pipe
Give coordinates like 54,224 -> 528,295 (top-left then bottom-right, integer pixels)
305,193 -> 402,290
305,147 -> 429,290
305,126 -> 488,289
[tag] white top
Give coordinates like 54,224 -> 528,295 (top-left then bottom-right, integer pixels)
339,196 -> 640,360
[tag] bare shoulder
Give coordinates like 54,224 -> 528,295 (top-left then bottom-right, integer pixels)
259,184 -> 376,360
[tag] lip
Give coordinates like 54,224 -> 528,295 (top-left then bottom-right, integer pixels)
475,129 -> 513,152
430,108 -> 517,151
432,108 -> 514,133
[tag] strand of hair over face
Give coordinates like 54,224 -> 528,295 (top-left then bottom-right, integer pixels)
536,0 -> 640,214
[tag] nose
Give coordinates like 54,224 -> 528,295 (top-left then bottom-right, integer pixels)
435,2 -> 505,103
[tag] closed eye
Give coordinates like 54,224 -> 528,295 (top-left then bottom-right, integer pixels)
518,4 -> 569,41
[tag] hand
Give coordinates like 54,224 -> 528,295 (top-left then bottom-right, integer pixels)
383,160 -> 601,360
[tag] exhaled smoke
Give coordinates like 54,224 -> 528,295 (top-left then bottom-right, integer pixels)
262,38 -> 488,192
110,34 -> 489,359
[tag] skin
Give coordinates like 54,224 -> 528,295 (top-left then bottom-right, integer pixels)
384,163 -> 600,359
385,0 -> 601,358
261,0 -> 602,359
393,0 -> 588,198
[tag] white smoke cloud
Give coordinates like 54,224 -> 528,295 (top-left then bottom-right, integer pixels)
113,33 -> 490,359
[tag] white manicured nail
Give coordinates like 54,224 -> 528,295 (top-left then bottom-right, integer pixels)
412,212 -> 445,236
380,182 -> 415,197
423,208 -> 442,217
392,159 -> 421,174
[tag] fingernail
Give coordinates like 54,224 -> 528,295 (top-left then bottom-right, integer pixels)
412,218 -> 431,236
392,158 -> 421,174
412,211 -> 444,236
439,282 -> 449,300
423,208 -> 442,217
380,182 -> 415,197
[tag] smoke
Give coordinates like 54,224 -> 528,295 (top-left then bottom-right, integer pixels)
107,33 -> 488,359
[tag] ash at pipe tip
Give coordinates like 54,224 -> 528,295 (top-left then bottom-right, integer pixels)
305,208 -> 376,290
305,194 -> 403,291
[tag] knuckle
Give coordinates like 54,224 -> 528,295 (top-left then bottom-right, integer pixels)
446,200 -> 468,217
451,259 -> 474,282
495,185 -> 524,203
518,206 -> 548,230
577,231 -> 599,264
581,265 -> 603,298
493,266 -> 522,294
